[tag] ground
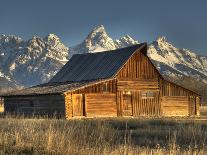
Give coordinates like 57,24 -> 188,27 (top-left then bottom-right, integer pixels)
0,107 -> 207,154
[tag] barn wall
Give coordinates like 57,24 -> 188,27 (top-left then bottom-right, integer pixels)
159,79 -> 200,116
116,49 -> 200,117
161,96 -> 189,116
116,50 -> 161,116
85,93 -> 117,117
0,97 -> 4,113
65,93 -> 72,119
64,80 -> 117,118
4,95 -> 65,116
71,79 -> 117,94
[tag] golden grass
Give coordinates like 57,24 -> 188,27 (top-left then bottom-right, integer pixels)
0,117 -> 207,154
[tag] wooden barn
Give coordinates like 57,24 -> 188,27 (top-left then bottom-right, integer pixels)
1,43 -> 200,118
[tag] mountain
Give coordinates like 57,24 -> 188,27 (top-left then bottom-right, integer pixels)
0,25 -> 206,100
148,36 -> 207,84
70,25 -> 139,56
0,34 -> 68,87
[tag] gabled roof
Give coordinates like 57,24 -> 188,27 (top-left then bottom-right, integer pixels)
50,43 -> 146,83
1,79 -> 112,97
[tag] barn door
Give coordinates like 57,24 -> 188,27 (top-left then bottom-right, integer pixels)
72,94 -> 84,116
122,94 -> 132,116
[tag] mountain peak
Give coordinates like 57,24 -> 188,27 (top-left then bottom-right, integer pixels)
46,33 -> 60,40
91,25 -> 105,33
115,35 -> 139,48
44,33 -> 62,47
156,36 -> 167,42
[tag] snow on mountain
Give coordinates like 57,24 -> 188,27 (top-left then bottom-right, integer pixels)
114,35 -> 139,48
70,25 -> 139,56
148,36 -> 207,84
0,34 -> 69,87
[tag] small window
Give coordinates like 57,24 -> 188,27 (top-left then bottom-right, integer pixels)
141,91 -> 154,99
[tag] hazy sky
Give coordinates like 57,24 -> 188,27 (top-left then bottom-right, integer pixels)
0,0 -> 207,55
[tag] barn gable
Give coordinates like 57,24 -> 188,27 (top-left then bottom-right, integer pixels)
50,43 -> 146,83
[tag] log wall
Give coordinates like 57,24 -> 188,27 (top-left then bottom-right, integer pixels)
4,95 -> 65,116
116,50 -> 161,116
161,96 -> 189,116
71,80 -> 116,94
64,93 -> 72,118
159,79 -> 200,116
0,97 -> 3,113
116,50 -> 200,117
85,93 -> 117,117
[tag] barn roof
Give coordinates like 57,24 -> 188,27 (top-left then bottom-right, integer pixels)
50,43 -> 146,83
1,79 -> 111,97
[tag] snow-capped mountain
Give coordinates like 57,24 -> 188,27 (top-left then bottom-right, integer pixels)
148,36 -> 207,84
0,25 -> 206,95
70,25 -> 139,56
0,34 -> 68,86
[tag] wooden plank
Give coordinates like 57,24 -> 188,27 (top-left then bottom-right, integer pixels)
85,93 -> 117,117
161,96 -> 189,116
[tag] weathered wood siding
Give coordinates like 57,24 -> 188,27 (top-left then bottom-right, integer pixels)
115,50 -> 199,117
161,96 -> 189,116
85,93 -> 117,117
72,80 -> 116,94
116,50 -> 161,116
72,94 -> 84,116
159,79 -> 200,116
4,95 -> 65,116
116,50 -> 159,80
64,93 -> 72,118
0,97 -> 4,113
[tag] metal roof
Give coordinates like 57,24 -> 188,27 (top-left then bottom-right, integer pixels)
50,43 -> 146,83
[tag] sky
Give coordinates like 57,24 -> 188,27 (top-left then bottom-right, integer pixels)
0,0 -> 207,55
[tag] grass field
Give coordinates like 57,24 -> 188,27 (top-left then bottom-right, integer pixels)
0,106 -> 207,154
0,117 -> 207,155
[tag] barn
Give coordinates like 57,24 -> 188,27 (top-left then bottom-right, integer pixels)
1,43 -> 200,118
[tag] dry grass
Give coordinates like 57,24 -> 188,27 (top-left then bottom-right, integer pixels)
0,117 -> 207,155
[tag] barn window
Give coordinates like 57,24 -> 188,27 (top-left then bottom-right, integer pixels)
141,91 -> 154,99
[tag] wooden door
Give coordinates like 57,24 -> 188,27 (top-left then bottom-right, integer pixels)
72,94 -> 83,116
122,94 -> 132,116
85,93 -> 117,117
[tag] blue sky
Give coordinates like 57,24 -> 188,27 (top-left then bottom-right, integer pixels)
0,0 -> 207,55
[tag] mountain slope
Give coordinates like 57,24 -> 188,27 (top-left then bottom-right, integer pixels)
0,34 -> 69,86
148,36 -> 207,84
